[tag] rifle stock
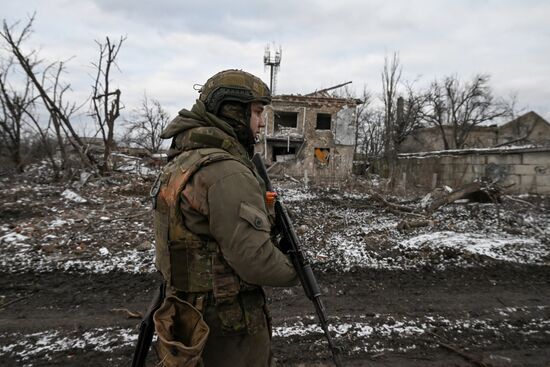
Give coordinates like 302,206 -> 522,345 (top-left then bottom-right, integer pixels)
131,281 -> 165,367
252,154 -> 343,367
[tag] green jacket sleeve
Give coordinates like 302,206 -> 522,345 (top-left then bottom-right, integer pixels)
205,161 -> 298,287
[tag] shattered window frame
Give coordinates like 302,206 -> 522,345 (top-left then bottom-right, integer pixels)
314,147 -> 330,165
272,145 -> 297,162
274,111 -> 298,130
316,113 -> 332,130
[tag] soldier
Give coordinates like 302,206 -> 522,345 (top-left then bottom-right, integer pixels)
152,69 -> 298,367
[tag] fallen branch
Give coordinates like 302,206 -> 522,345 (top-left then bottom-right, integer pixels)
426,331 -> 492,367
283,174 -> 300,183
0,295 -> 29,309
369,191 -> 416,213
110,308 -> 143,319
437,341 -> 491,367
503,195 -> 536,208
428,182 -> 482,212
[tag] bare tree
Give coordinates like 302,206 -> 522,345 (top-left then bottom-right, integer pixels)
0,15 -> 98,172
359,107 -> 385,158
125,94 -> 170,154
424,74 -> 512,149
379,52 -> 405,187
23,106 -> 63,179
381,52 -> 402,155
393,82 -> 428,147
353,86 -> 371,157
354,87 -> 386,159
91,36 -> 125,171
0,59 -> 36,172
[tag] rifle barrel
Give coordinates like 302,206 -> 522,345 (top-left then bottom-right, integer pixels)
251,154 -> 343,367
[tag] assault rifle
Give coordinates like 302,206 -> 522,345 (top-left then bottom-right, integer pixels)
252,154 -> 343,367
131,281 -> 165,367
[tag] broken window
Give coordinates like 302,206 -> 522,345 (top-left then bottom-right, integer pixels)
272,146 -> 296,162
274,111 -> 298,131
316,113 -> 331,130
314,148 -> 330,165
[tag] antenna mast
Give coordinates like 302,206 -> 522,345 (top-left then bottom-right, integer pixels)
263,44 -> 282,95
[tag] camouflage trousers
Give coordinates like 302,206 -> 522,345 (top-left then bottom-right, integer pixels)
201,294 -> 274,367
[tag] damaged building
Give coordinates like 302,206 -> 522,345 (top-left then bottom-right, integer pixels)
255,93 -> 360,183
386,111 -> 550,194
400,111 -> 550,152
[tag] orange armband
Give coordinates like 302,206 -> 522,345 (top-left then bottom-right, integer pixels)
265,191 -> 278,205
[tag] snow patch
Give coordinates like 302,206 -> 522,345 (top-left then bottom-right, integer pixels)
0,232 -> 29,244
0,243 -> 156,274
48,218 -> 73,228
0,327 -> 138,361
61,189 -> 87,203
400,231 -> 547,264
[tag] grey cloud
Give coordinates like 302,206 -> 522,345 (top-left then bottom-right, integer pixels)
1,0 -> 548,121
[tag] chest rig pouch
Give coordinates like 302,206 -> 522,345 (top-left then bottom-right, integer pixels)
154,148 -> 238,293
153,148 -> 267,336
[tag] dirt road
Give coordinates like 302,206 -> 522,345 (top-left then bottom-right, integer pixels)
1,264 -> 549,366
1,172 -> 549,366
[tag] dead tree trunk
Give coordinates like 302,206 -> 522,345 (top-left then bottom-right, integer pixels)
0,16 -> 98,172
428,182 -> 482,212
91,36 -> 125,172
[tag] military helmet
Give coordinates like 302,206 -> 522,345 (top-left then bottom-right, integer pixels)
199,69 -> 271,115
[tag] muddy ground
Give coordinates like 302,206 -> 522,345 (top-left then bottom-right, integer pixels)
1,164 -> 549,366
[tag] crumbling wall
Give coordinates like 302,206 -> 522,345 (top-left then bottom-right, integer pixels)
334,106 -> 355,145
257,95 -> 357,183
389,148 -> 550,194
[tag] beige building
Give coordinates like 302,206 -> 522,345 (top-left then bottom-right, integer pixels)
380,111 -> 550,194
497,111 -> 550,146
255,94 -> 359,183
399,111 -> 550,153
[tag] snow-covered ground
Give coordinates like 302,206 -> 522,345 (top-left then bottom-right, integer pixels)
0,327 -> 138,362
1,166 -> 549,366
1,177 -> 549,274
2,305 -> 547,362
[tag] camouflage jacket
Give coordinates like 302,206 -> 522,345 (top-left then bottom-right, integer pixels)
155,101 -> 297,297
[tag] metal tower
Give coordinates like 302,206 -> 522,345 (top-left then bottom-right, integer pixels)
263,44 -> 282,95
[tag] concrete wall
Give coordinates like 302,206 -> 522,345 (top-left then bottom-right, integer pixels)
390,148 -> 550,194
256,95 -> 357,183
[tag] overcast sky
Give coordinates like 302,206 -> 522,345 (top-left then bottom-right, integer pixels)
2,0 -> 549,130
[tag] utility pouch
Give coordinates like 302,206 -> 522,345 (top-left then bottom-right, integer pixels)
241,290 -> 268,336
215,296 -> 246,335
215,290 -> 267,336
154,296 -> 210,367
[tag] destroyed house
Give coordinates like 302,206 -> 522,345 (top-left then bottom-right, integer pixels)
381,111 -> 550,195
256,94 -> 359,182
